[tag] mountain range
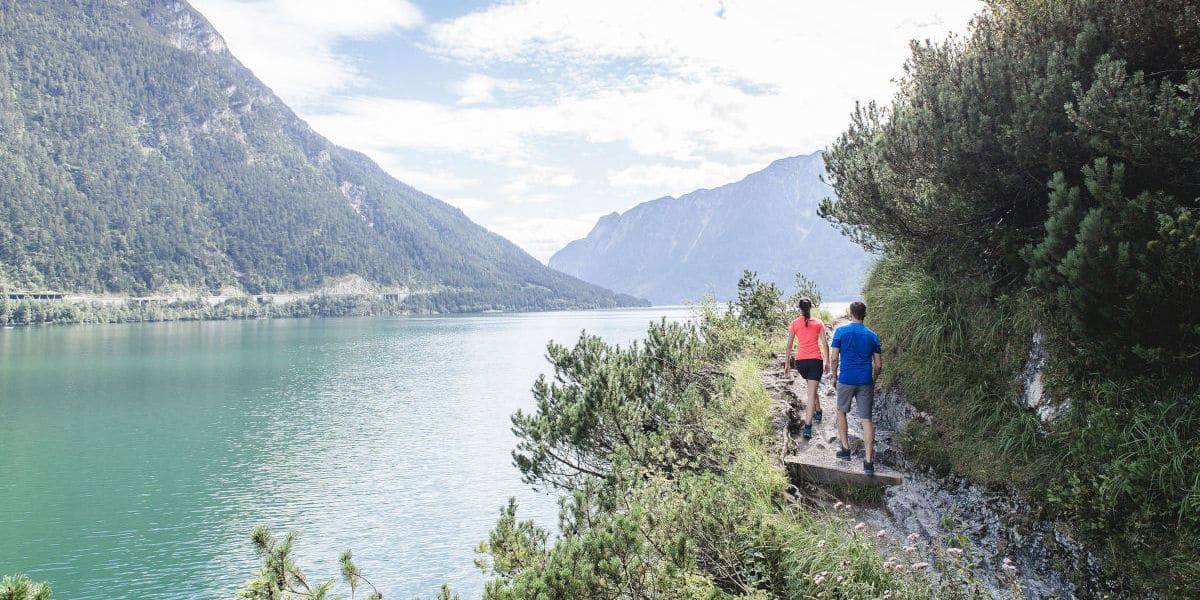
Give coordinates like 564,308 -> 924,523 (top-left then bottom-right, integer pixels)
0,0 -> 643,312
549,153 -> 872,304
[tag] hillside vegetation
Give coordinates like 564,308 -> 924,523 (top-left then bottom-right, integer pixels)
822,0 -> 1199,594
0,0 -> 642,312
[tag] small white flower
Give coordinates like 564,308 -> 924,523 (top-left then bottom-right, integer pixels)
836,575 -> 845,584
946,547 -> 964,557
876,529 -> 887,538
912,562 -> 930,570
853,522 -> 866,531
907,532 -> 921,542
814,574 -> 826,585
903,545 -> 918,553
833,501 -> 845,510
816,539 -> 826,548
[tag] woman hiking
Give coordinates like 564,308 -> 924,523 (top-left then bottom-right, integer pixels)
783,297 -> 830,440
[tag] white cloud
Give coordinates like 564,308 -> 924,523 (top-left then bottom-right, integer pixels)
608,161 -> 765,198
378,163 -> 482,195
442,196 -> 493,218
503,166 -> 579,196
488,214 -> 608,263
453,73 -> 519,105
306,76 -> 822,167
190,0 -> 423,107
306,98 -> 532,164
422,0 -> 982,158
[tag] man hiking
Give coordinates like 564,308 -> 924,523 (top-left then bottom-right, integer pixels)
829,301 -> 883,475
783,297 -> 830,440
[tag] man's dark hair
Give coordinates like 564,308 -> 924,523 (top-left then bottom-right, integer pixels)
849,301 -> 867,320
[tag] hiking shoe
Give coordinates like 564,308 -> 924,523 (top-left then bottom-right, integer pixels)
813,410 -> 823,424
802,424 -> 812,440
863,461 -> 875,476
836,446 -> 851,461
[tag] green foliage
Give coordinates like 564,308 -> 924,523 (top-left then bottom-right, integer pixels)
1025,160 -> 1199,364
863,256 -> 1200,594
1,575 -> 51,600
864,257 -> 1043,484
734,270 -> 785,334
511,319 -> 719,491
1039,379 -> 1200,595
237,527 -> 385,600
822,0 -> 1200,370
0,0 -> 641,312
785,273 -> 822,310
820,2 -> 1200,593
483,302 -> 1001,599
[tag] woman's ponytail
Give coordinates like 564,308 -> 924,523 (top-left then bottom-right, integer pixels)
798,297 -> 812,328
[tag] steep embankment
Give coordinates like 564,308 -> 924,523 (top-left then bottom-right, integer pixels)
549,153 -> 871,304
761,344 -> 1107,599
819,1 -> 1200,595
0,0 -> 642,311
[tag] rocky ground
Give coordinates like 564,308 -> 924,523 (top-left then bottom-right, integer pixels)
758,344 -> 1114,599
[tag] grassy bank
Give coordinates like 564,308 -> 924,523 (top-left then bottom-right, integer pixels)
865,255 -> 1200,596
0,287 -> 646,326
0,294 -> 394,325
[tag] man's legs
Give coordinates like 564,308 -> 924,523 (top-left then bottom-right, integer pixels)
835,383 -> 855,457
836,409 -> 848,447
862,418 -> 875,463
856,383 -> 876,471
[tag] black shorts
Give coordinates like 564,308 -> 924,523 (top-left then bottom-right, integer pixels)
789,358 -> 823,382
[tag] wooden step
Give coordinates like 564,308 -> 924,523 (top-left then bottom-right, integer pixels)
785,455 -> 903,487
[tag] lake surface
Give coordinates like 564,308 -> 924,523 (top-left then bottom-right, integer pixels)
0,306 -> 692,599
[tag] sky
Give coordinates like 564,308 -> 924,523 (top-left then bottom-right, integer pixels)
188,0 -> 983,262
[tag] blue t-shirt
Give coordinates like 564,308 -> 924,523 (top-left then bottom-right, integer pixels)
832,322 -> 882,385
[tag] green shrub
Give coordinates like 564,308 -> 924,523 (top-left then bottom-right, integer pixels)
482,303 -> 999,599
1,575 -> 51,600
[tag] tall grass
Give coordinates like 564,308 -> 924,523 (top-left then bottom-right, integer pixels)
864,255 -> 1200,596
863,256 -> 1044,485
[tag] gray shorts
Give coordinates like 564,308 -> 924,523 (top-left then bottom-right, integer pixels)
836,383 -> 875,420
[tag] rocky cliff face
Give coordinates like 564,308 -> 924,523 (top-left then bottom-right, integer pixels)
143,0 -> 229,54
549,153 -> 873,304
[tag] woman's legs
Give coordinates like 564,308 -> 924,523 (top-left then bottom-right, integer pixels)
804,377 -> 821,425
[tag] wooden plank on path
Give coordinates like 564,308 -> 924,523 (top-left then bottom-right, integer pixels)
785,455 -> 903,487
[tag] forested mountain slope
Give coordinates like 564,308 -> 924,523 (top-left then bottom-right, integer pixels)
0,0 -> 642,311
549,153 -> 871,304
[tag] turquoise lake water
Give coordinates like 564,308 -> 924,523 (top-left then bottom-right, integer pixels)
0,307 -> 692,599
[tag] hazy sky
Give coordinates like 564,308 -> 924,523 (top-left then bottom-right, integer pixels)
189,0 -> 982,261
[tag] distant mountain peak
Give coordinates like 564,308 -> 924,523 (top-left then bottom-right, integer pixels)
548,153 -> 870,304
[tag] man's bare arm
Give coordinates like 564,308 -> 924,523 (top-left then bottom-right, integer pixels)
829,346 -> 840,387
